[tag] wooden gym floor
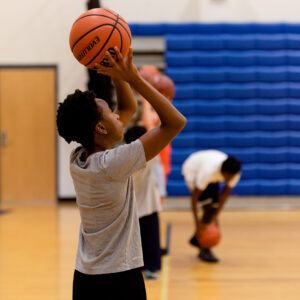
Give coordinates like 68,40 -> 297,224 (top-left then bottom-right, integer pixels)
0,200 -> 300,300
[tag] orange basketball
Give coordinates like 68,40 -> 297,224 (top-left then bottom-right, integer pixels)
139,65 -> 160,84
140,65 -> 160,76
197,224 -> 221,248
69,8 -> 131,69
152,74 -> 175,100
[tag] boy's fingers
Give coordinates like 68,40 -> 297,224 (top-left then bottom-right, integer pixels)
105,51 -> 117,66
94,65 -> 110,75
127,47 -> 133,65
114,46 -> 123,61
96,69 -> 107,75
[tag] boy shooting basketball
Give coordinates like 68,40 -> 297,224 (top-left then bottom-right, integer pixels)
56,47 -> 186,300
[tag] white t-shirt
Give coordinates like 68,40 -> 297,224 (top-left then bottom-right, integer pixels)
133,156 -> 162,218
153,158 -> 167,197
70,139 -> 146,275
182,150 -> 241,191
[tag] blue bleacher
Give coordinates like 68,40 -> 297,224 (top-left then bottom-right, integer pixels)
166,66 -> 300,83
130,23 -> 300,196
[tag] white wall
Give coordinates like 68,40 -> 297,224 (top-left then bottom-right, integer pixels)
101,0 -> 201,22
1,0 -> 300,198
102,0 -> 300,23
199,0 -> 300,22
0,0 -> 88,198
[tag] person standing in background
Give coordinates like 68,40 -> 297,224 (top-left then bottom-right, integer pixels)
139,66 -> 176,196
125,125 -> 163,280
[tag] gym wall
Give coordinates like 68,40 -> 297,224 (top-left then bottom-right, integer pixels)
1,0 -> 299,199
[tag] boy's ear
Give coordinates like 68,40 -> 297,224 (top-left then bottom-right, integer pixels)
95,122 -> 107,135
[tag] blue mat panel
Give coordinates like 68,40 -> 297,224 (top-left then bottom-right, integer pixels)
168,163 -> 300,181
129,23 -> 300,36
174,83 -> 300,100
129,22 -> 300,196
180,116 -> 300,132
166,51 -> 296,67
172,99 -> 300,115
172,132 -> 300,148
167,179 -> 300,196
172,148 -> 300,164
167,67 -> 300,83
166,34 -> 300,51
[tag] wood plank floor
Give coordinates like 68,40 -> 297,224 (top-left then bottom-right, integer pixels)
0,202 -> 300,300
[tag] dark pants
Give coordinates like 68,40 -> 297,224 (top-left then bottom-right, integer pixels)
73,268 -> 147,300
139,212 -> 161,272
199,183 -> 220,224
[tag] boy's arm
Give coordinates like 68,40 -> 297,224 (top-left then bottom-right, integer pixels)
140,95 -> 159,130
215,185 -> 232,216
95,47 -> 186,161
134,76 -> 186,161
112,78 -> 137,128
191,188 -> 203,232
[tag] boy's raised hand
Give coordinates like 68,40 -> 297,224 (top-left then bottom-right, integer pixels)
94,47 -> 139,83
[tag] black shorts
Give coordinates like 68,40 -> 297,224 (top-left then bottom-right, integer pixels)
139,212 -> 161,272
199,183 -> 219,204
198,183 -> 220,224
73,268 -> 147,300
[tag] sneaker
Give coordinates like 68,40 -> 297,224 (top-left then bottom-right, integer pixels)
144,270 -> 159,280
198,248 -> 219,263
189,235 -> 201,249
160,248 -> 168,256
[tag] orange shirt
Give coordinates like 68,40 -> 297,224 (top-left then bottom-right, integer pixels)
159,143 -> 172,182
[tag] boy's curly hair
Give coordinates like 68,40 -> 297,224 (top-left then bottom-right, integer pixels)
221,156 -> 242,175
56,89 -> 102,149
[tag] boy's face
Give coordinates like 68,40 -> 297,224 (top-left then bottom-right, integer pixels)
222,171 -> 235,183
95,99 -> 124,142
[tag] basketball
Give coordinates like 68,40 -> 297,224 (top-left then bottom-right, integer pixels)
197,224 -> 221,248
69,8 -> 132,69
152,74 -> 175,100
139,65 -> 161,84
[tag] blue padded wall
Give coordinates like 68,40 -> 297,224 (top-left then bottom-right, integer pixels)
130,23 -> 300,196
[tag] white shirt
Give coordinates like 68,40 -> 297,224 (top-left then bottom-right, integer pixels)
133,156 -> 162,218
182,150 -> 241,191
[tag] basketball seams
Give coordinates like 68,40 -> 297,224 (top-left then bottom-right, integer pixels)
85,14 -> 120,67
101,8 -> 126,23
71,23 -> 115,52
115,26 -> 123,54
118,19 -> 131,43
73,13 -> 131,43
98,8 -> 130,41
74,9 -> 126,25
101,8 -> 117,17
73,14 -> 117,25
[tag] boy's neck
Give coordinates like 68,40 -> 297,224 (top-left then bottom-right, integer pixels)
87,141 -> 113,156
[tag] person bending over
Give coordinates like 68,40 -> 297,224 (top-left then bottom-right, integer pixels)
182,150 -> 241,263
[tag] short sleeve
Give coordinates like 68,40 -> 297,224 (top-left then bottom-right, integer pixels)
227,172 -> 241,188
101,139 -> 146,180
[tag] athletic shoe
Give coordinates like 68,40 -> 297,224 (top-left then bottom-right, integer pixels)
160,248 -> 168,256
189,235 -> 201,249
144,270 -> 159,280
198,249 -> 219,263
